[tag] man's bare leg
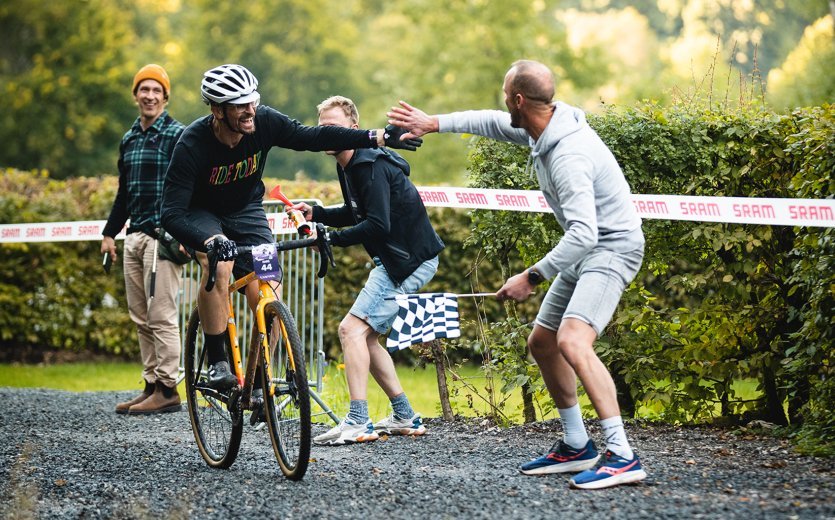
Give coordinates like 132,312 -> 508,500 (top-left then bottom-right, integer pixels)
339,313 -> 372,401
368,332 -> 404,398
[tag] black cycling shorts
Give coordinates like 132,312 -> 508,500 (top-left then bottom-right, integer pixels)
186,202 -> 276,280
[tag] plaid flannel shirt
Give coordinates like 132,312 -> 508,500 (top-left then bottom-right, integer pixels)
103,111 -> 185,238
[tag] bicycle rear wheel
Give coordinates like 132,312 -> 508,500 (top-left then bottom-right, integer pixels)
261,300 -> 311,480
184,308 -> 243,468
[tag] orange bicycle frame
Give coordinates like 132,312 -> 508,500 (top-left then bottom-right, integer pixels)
224,272 -> 297,398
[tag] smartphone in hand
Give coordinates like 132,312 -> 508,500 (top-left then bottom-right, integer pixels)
102,252 -> 112,274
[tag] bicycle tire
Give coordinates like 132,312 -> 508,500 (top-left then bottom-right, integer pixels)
261,300 -> 311,480
184,308 -> 243,469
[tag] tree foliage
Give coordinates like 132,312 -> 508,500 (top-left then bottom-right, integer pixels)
1,0 -> 828,182
0,0 -> 136,179
767,15 -> 835,110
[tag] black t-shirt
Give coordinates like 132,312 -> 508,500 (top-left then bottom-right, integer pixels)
161,105 -> 372,250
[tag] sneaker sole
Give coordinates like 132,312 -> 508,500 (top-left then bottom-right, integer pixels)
314,434 -> 379,446
569,469 -> 647,490
378,427 -> 426,437
207,379 -> 238,391
520,455 -> 600,475
127,403 -> 183,415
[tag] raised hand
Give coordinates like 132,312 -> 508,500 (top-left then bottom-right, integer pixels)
387,100 -> 438,139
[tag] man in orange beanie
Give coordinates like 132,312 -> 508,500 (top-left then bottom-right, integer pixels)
102,64 -> 187,415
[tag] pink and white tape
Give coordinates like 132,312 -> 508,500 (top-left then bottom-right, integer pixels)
1,187 -> 833,243
416,187 -> 834,228
0,212 -> 302,244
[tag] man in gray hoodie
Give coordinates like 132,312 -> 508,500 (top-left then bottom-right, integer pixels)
387,59 -> 646,490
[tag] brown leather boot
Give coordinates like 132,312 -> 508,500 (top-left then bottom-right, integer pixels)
128,381 -> 182,415
115,380 -> 155,414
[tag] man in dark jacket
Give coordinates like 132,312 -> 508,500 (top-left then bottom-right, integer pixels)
291,95 -> 444,446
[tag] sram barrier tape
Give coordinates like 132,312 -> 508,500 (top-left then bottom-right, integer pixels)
1,188 -> 833,244
416,187 -> 835,228
0,212 -> 302,244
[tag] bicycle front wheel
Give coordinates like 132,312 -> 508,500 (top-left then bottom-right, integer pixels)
184,308 -> 243,469
261,300 -> 311,480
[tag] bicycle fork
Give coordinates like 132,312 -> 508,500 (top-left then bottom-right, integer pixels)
254,280 -> 299,400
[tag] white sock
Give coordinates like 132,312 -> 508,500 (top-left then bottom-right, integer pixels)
558,404 -> 589,449
600,415 -> 634,459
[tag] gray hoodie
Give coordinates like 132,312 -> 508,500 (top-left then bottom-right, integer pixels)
438,102 -> 643,280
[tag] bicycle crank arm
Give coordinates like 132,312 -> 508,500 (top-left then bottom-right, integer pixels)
194,383 -> 232,404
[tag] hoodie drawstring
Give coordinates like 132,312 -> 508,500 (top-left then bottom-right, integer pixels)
525,153 -> 535,182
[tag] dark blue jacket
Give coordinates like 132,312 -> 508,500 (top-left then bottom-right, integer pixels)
312,148 -> 444,285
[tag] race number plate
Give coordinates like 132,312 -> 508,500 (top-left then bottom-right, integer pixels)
252,244 -> 279,281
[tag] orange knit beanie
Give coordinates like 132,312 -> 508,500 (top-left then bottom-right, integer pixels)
132,64 -> 171,96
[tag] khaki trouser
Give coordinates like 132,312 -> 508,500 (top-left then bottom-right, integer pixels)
123,232 -> 183,387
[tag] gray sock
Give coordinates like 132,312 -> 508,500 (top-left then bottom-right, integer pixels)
346,400 -> 369,424
390,392 -> 414,420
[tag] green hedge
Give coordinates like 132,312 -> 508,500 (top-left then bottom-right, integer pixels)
0,169 -> 133,356
0,172 -> 475,362
459,102 -> 833,450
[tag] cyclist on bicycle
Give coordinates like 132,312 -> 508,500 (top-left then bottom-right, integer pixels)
161,64 -> 421,391
291,96 -> 444,445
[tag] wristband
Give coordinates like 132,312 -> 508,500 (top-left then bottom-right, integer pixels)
368,129 -> 380,148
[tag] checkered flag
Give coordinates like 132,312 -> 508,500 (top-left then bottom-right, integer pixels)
386,293 -> 460,351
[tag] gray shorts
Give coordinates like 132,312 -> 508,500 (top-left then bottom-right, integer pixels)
535,246 -> 644,335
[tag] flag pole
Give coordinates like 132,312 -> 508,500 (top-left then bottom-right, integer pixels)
384,292 -> 497,300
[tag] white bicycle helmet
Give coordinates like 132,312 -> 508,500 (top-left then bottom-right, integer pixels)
201,64 -> 260,105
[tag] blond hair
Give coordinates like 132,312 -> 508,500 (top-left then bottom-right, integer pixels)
317,95 -> 360,125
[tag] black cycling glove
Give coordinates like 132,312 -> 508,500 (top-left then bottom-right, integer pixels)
383,124 -> 423,151
206,236 -> 238,261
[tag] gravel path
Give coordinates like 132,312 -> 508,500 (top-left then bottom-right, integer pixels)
1,388 -> 832,519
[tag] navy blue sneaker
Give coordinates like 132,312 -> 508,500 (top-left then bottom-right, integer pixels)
569,450 -> 647,489
520,439 -> 600,475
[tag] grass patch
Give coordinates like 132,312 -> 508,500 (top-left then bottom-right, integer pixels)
0,362 -> 148,392
0,361 -> 764,426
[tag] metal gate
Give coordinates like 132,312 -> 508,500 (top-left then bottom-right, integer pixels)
176,200 -> 338,423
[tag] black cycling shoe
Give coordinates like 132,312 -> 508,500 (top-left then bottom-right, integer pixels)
250,389 -> 265,426
207,361 -> 238,390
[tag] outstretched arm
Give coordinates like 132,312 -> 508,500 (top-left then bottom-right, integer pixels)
389,100 -> 528,145
387,100 -> 439,139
